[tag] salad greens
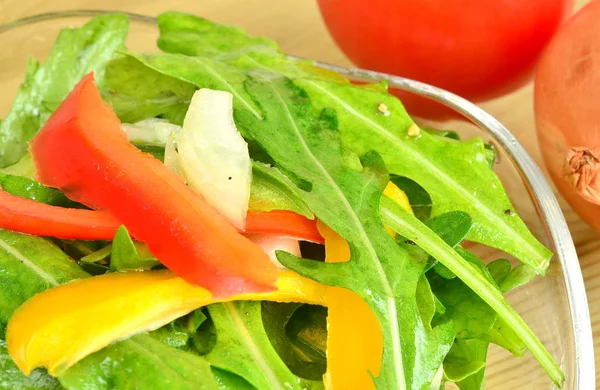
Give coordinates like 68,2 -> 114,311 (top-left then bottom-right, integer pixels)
0,14 -> 129,167
0,11 -> 564,390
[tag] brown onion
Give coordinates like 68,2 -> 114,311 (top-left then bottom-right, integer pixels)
535,0 -> 600,232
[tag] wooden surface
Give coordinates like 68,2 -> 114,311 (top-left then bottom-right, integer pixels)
0,0 -> 597,388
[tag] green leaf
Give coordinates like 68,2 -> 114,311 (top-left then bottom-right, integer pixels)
0,229 -> 88,337
0,14 -> 129,167
500,264 -> 538,293
430,274 -> 496,339
486,259 -> 512,287
110,226 -> 158,272
211,367 -> 256,390
103,55 -> 196,125
261,302 -> 326,380
389,176 -> 432,221
0,340 -> 61,390
295,79 -> 552,274
236,76 -> 453,389
79,244 -> 112,263
205,302 -> 320,390
59,334 -> 221,390
443,339 -> 488,389
125,52 -> 263,132
0,153 -> 36,180
250,162 -> 313,218
156,11 -> 336,83
0,173 -> 76,207
379,198 -> 563,386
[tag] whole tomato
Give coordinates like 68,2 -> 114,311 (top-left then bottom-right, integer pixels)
317,0 -> 573,118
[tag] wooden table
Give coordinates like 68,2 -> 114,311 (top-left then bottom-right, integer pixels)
0,0 -> 596,388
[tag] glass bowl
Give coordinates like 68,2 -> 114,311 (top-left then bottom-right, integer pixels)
0,10 -> 593,390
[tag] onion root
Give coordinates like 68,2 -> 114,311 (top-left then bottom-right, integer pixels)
565,147 -> 600,205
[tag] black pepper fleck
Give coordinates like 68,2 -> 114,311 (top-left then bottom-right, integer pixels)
504,209 -> 515,216
228,176 -> 232,180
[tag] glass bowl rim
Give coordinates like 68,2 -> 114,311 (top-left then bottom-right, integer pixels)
0,9 -> 594,389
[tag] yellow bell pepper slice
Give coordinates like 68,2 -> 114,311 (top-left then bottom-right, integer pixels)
6,270 -> 327,377
321,181 -> 412,390
320,222 -> 383,390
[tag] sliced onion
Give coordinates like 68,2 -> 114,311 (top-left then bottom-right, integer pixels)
178,89 -> 251,230
245,233 -> 301,269
121,118 -> 180,146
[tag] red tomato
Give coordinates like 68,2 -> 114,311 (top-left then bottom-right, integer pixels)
318,0 -> 573,119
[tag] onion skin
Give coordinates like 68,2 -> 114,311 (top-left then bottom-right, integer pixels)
535,0 -> 600,232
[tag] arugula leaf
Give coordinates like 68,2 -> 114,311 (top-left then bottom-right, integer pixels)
110,226 -> 158,272
211,367 -> 256,390
262,303 -> 326,380
125,52 -> 263,130
204,302 -> 321,390
250,162 -> 313,218
0,229 -> 88,337
150,12 -> 549,273
390,176 -> 432,221
430,274 -> 496,339
0,340 -> 61,390
443,339 -> 488,390
103,56 -> 196,125
379,198 -> 563,386
0,173 -> 76,207
235,76 -> 453,389
59,334 -> 221,390
0,230 -> 86,389
156,11 -> 337,83
500,264 -> 538,293
0,14 -> 129,167
0,154 -> 36,180
296,79 -> 551,274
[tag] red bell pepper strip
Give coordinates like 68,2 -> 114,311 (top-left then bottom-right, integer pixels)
244,210 -> 323,243
0,187 -> 324,243
29,73 -> 277,296
0,187 -> 120,241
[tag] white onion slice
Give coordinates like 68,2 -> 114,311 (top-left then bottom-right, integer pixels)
245,234 -> 301,269
177,89 -> 251,230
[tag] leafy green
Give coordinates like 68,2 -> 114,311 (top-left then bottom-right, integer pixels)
296,79 -> 551,274
79,244 -> 112,263
211,367 -> 256,390
262,303 -> 326,380
430,274 -> 496,339
443,339 -> 488,390
235,76 -> 453,389
0,14 -> 129,167
500,264 -> 538,293
103,56 -> 196,125
0,340 -> 61,390
0,173 -> 76,207
205,302 -> 321,390
379,198 -> 563,386
0,229 -> 88,337
390,176 -> 432,221
250,162 -> 313,218
0,154 -> 36,180
150,11 -> 550,273
110,226 -> 158,272
60,334 -> 221,390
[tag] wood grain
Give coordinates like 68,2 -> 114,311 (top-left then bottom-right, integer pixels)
0,0 -> 596,388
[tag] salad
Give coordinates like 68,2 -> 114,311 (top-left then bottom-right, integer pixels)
0,11 -> 563,390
